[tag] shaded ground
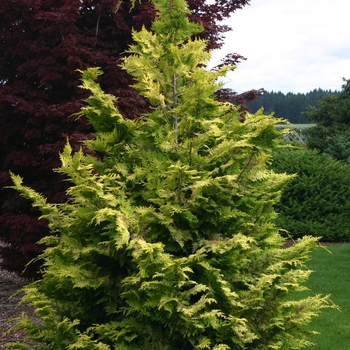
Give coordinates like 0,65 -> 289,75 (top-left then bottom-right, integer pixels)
0,268 -> 37,349
0,240 -> 38,349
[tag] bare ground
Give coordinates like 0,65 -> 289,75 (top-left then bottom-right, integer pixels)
0,268 -> 38,349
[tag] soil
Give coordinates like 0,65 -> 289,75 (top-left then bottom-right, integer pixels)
0,269 -> 38,349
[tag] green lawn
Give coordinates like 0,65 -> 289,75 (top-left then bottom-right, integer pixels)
297,244 -> 350,349
276,123 -> 316,129
289,124 -> 316,129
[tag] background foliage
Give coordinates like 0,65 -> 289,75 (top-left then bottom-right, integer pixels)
271,148 -> 350,242
304,79 -> 350,162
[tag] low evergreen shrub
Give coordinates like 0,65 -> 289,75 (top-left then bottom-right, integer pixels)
271,148 -> 350,242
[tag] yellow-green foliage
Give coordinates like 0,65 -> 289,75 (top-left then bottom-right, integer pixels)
8,0 -> 332,349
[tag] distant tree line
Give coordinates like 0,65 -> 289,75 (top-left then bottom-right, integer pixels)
247,89 -> 340,124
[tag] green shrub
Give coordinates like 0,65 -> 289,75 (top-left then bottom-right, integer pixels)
323,132 -> 350,162
271,148 -> 350,241
7,0 -> 331,348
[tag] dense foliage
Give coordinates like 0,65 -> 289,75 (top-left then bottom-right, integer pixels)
0,0 -> 261,277
271,148 -> 350,242
7,0 -> 330,348
247,89 -> 339,124
304,79 -> 350,162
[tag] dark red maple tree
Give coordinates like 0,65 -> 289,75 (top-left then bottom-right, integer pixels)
0,0 -> 261,277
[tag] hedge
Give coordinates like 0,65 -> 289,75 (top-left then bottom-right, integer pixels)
271,148 -> 350,242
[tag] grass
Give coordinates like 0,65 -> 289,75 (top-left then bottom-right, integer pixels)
297,244 -> 350,349
276,123 -> 316,129
288,124 -> 316,129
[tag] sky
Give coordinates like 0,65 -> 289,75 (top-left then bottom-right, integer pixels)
208,0 -> 350,94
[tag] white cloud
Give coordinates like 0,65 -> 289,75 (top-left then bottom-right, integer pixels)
209,0 -> 350,93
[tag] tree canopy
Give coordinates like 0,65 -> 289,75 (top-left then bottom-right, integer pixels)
304,79 -> 350,161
